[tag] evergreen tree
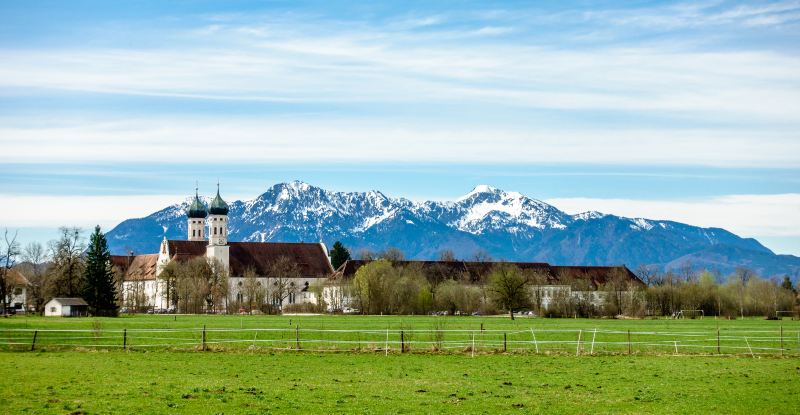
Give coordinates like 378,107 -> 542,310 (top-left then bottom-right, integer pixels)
781,276 -> 795,293
330,241 -> 351,270
83,226 -> 118,316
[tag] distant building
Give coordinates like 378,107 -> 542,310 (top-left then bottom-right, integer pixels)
112,186 -> 333,312
332,259 -> 644,311
44,298 -> 88,317
3,269 -> 28,313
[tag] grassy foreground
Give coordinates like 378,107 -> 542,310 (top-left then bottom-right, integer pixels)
0,350 -> 798,414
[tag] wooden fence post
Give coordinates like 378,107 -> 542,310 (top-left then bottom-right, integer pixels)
717,328 -> 721,354
576,330 -> 582,356
123,329 -> 127,350
295,325 -> 300,351
202,325 -> 207,351
627,330 -> 631,355
471,332 -> 475,358
400,330 -> 405,353
780,326 -> 783,356
31,330 -> 38,351
503,333 -> 507,353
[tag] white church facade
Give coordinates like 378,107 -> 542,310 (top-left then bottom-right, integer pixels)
113,187 -> 334,313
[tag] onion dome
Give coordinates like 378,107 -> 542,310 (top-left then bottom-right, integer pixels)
187,190 -> 207,219
209,185 -> 229,215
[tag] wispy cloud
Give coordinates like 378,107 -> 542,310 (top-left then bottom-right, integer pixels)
2,116 -> 798,166
0,6 -> 798,163
546,193 -> 800,240
0,194 -> 183,228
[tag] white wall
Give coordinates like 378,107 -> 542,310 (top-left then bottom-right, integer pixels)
44,299 -> 62,316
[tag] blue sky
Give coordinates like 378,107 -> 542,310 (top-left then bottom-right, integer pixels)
1,1 -> 799,254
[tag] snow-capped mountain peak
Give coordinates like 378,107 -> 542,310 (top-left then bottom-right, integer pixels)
106,182 -> 795,278
457,184 -> 501,201
573,211 -> 607,221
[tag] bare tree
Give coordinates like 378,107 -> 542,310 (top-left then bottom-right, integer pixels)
21,241 -> 48,314
175,257 -> 212,314
158,260 -> 180,311
241,266 -> 265,313
471,249 -> 492,263
207,257 -> 229,313
438,249 -> 457,262
635,264 -> 660,286
357,248 -> 376,261
268,256 -> 301,312
380,247 -> 405,262
0,229 -> 21,315
734,267 -> 754,318
47,227 -> 85,298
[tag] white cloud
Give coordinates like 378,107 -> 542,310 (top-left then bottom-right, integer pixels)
546,193 -> 800,241
1,116 -> 798,166
0,194 -> 183,229
1,5 -> 798,167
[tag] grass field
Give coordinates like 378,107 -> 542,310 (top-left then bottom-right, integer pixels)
2,350 -> 799,414
1,315 -> 799,414
0,314 -> 798,356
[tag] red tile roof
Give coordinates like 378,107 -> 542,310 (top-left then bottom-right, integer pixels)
114,240 -> 333,281
333,260 -> 643,289
111,254 -> 159,281
3,269 -> 28,286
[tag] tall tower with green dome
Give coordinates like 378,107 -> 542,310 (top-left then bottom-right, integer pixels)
206,183 -> 230,271
187,187 -> 207,241
208,183 -> 229,246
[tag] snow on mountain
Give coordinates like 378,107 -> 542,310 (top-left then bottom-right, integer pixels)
573,211 -> 607,221
105,181 -> 798,278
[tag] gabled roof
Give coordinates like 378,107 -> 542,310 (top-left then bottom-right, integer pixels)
111,254 -> 159,281
115,240 -> 334,281
550,265 -> 642,288
48,298 -> 88,306
333,260 -> 643,289
3,269 -> 28,286
227,242 -> 333,278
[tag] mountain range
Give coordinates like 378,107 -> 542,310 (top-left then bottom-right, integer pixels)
106,181 -> 800,279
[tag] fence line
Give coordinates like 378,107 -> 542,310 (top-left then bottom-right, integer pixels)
1,326 -> 798,356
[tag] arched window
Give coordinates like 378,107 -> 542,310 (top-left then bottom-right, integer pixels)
214,227 -> 217,235
192,229 -> 196,237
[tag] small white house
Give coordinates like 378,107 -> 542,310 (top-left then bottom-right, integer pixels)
44,298 -> 88,317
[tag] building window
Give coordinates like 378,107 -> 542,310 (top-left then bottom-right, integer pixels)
214,227 -> 217,235
50,307 -> 56,313
192,229 -> 196,237
288,293 -> 296,304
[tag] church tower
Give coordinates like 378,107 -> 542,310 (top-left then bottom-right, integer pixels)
187,187 -> 207,241
206,183 -> 230,270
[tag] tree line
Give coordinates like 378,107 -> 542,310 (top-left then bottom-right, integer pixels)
2,226 -> 118,316
336,249 -> 799,319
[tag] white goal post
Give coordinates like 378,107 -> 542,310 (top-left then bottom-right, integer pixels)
675,309 -> 704,319
775,310 -> 799,320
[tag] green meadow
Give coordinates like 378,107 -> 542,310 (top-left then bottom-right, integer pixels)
1,315 -> 798,414
0,314 -> 797,356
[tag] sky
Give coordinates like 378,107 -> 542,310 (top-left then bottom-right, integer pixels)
0,0 -> 799,254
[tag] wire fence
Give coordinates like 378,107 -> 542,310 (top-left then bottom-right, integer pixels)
1,326 -> 798,356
